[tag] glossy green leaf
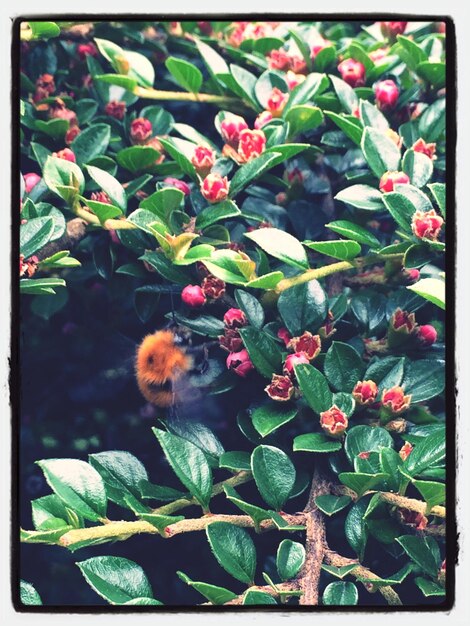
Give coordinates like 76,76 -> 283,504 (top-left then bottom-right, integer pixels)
86,165 -> 127,211
382,191 -> 416,232
277,279 -> 327,335
177,571 -> 237,605
116,146 -> 160,173
20,217 -> 54,259
219,451 -> 251,472
344,498 -> 369,559
361,127 -> 401,178
243,590 -> 277,605
407,278 -> 445,310
230,152 -> 283,197
43,156 -> 85,203
402,149 -> 433,188
413,480 -> 445,508
20,580 -> 43,605
324,342 -> 365,392
325,111 -> 363,145
315,495 -> 351,516
276,539 -> 305,581
403,430 -> 445,477
322,581 -> 358,606
165,57 -> 203,93
326,220 -> 380,248
20,277 -> 66,296
396,536 -> 441,577
71,124 -> 110,167
304,239 -> 361,261
293,433 -> 342,453
239,327 -> 282,378
223,485 -> 271,528
285,105 -> 324,137
339,472 -> 388,498
195,200 -> 241,230
428,182 -> 446,217
365,356 -> 405,393
206,522 -> 256,584
402,359 -> 445,402
335,184 -> 384,211
359,99 -> 389,131
415,577 -> 446,597
251,445 -> 296,511
344,425 -> 393,465
252,403 -> 298,437
330,74 -> 358,113
294,363 -> 333,414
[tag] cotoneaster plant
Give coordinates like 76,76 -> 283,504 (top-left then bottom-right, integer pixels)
18,18 -> 448,608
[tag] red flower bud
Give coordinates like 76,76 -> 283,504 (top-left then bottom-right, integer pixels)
286,167 -> 304,186
403,268 -> 420,284
391,309 -> 416,333
52,148 -> 76,162
237,129 -> 266,162
284,352 -> 310,375
352,380 -> 378,405
266,87 -> 288,117
380,22 -> 407,40
201,275 -> 225,300
219,328 -> 243,353
23,173 -> 41,194
285,70 -> 306,91
267,49 -> 290,71
379,171 -> 410,193
369,47 -> 390,62
49,103 -> 78,126
338,58 -> 366,87
220,114 -> 249,147
197,21 -> 213,35
19,254 -> 39,278
416,324 -> 438,346
275,192 -> 288,206
375,79 -> 400,110
277,327 -> 292,347
320,405 -> 348,437
163,178 -> 191,195
254,111 -> 273,130
34,74 -> 55,101
226,349 -> 254,377
381,386 -> 412,414
411,209 -> 444,241
181,285 -> 206,308
77,43 -> 98,59
397,508 -> 428,530
105,100 -> 127,120
265,374 -> 295,402
319,310 -> 336,340
65,126 -> 80,145
398,441 -> 413,461
201,173 -> 230,203
310,39 -> 330,58
412,138 -> 437,160
288,332 -> 321,361
358,451 -> 370,460
289,55 -> 307,74
191,145 -> 216,176
90,191 -> 112,204
223,308 -> 247,329
130,117 -> 153,144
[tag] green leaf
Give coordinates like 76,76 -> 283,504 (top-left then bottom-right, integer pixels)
396,536 -> 441,577
116,146 -> 161,173
158,137 -> 197,180
165,57 -> 203,93
230,152 -> 283,197
246,271 -> 284,290
284,72 -> 328,113
335,184 -> 384,211
402,149 -> 433,188
139,251 -> 191,285
326,220 -> 380,248
344,498 -> 369,559
195,200 -> 241,230
418,98 -> 445,143
20,277 -> 66,296
35,119 -> 70,140
89,451 -> 148,513
243,590 -> 277,605
322,581 -> 358,606
294,363 -> 333,414
195,38 -> 230,77
223,485 -> 271,528
219,451 -> 251,472
252,403 -> 298,437
153,429 -> 212,510
325,111 -> 363,145
304,239 -> 361,261
407,278 -> 445,310
330,75 -> 358,113
82,199 -> 122,224
413,480 -> 445,508
20,216 -> 54,258
177,571 -> 237,605
285,105 -> 324,137
396,34 -> 427,71
379,448 -> 403,492
246,227 -> 308,270
382,191 -> 415,233
321,563 -> 358,579
402,359 -> 445,402
293,433 -> 342,453
226,64 -> 258,108
77,556 -> 154,604
71,124 -> 110,167
27,21 -> 60,40
361,127 -> 401,178
140,187 -> 184,222
86,165 -> 127,211
359,99 -> 389,131
239,327 -> 282,379
234,289 -> 265,329
315,495 -> 351,516
206,522 -> 256,584
43,156 -> 85,203
251,445 -> 296,511
333,392 -> 356,417
339,472 -> 388,498
122,598 -> 162,605
31,289 -> 69,320
324,342 -> 365,392
95,73 -> 138,91
36,459 -> 107,522
428,183 -> 446,217
20,580 -> 42,605
416,62 -> 446,88
365,356 -> 405,393
31,494 -> 71,530
277,279 -> 327,336
276,539 -> 305,581
21,526 -> 73,545
403,430 -> 445,478
139,513 -> 184,534
172,312 -> 224,338
344,425 -> 393,465
415,577 -> 446,597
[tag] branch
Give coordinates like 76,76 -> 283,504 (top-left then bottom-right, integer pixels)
379,492 -> 446,519
323,549 -> 402,606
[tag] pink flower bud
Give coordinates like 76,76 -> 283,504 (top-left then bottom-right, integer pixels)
375,79 -> 400,110
397,508 -> 428,530
52,148 -> 76,162
403,268 -> 420,284
23,173 -> 41,194
237,129 -> 266,162
201,173 -> 230,203
226,349 -> 254,377
283,352 -> 310,375
379,171 -> 410,193
285,70 -> 306,91
219,328 -> 243,353
380,22 -> 407,40
223,308 -> 247,329
411,209 -> 444,241
130,117 -> 153,144
382,386 -> 412,414
105,100 -> 127,120
77,43 -> 98,59
358,451 -> 370,459
267,49 -> 291,71
48,102 -> 78,126
275,192 -> 288,206
220,114 -> 249,147
416,324 -> 438,346
310,39 -> 330,58
35,73 -> 55,95
286,167 -> 304,185
320,405 -> 348,437
266,87 -> 289,117
181,285 -> 206,308
391,309 -> 416,333
197,21 -> 213,35
90,191 -> 112,204
412,138 -> 437,160
65,126 -> 80,145
288,332 -> 321,361
163,177 -> 191,195
398,441 -> 413,461
277,327 -> 292,347
338,58 -> 366,88
265,374 -> 295,402
201,275 -> 225,300
352,380 -> 378,405
191,145 -> 216,176
254,111 -> 273,130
